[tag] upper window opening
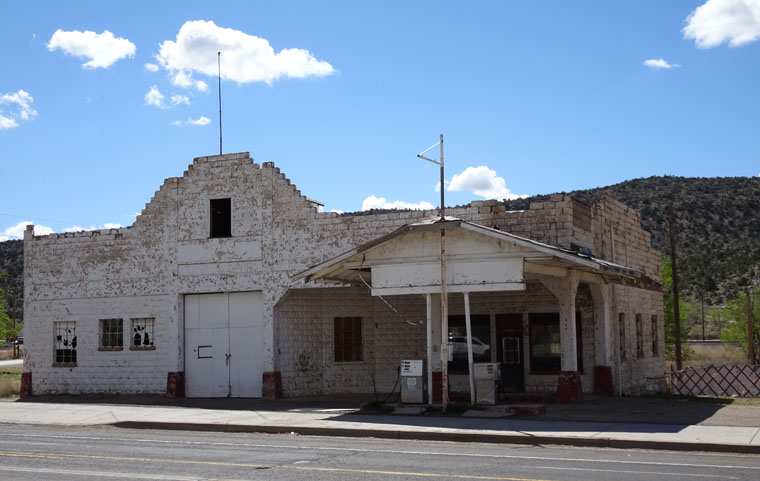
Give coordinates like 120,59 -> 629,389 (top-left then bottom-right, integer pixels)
210,198 -> 231,238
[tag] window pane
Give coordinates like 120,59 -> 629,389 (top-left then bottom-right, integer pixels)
334,317 -> 362,362
529,313 -> 561,372
448,314 -> 491,372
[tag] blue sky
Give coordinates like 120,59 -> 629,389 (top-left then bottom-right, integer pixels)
2,0 -> 759,239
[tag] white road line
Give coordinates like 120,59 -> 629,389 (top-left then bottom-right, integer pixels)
529,465 -> 738,479
3,432 -> 758,472
0,465 -> 200,480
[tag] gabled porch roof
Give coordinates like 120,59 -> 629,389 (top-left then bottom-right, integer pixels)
293,218 -> 663,293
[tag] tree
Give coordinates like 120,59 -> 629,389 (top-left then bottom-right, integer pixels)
0,282 -> 19,341
662,256 -> 693,363
719,290 -> 760,361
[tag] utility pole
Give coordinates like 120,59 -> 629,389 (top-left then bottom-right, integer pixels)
11,293 -> 18,359
418,134 -> 448,410
218,51 -> 223,155
701,299 -> 705,342
748,291 -> 754,365
668,203 -> 683,370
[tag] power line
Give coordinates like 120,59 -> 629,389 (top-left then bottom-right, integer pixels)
0,212 -> 93,226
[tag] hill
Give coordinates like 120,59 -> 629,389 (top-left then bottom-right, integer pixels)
0,239 -> 23,326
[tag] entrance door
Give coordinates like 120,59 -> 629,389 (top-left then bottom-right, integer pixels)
184,292 -> 265,397
496,313 -> 525,392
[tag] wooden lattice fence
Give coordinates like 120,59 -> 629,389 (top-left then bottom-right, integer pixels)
670,364 -> 760,397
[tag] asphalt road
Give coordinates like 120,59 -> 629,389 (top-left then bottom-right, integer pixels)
0,424 -> 758,481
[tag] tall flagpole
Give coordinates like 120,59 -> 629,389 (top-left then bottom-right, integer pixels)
218,51 -> 222,155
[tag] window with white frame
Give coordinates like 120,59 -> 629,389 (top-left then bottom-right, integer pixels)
131,318 -> 155,348
54,321 -> 77,365
99,318 -> 123,349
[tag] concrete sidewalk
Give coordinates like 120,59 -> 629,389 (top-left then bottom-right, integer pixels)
1,399 -> 759,454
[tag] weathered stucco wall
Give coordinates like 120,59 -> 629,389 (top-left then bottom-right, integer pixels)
24,152 -> 664,396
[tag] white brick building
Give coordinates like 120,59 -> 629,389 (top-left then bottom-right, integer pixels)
22,152 -> 665,400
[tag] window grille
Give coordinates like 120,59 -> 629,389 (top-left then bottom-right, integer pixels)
54,321 -> 77,364
131,318 -> 155,348
100,318 -> 123,349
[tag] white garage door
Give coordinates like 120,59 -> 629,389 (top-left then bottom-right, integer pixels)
184,292 -> 265,398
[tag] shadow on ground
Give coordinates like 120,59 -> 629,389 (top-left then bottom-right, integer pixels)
18,392 -> 760,428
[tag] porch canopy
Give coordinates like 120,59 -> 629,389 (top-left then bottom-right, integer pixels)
294,218 -> 662,403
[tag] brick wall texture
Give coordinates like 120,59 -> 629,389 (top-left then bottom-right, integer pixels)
24,152 -> 664,396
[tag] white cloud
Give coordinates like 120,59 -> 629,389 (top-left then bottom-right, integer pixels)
0,220 -> 123,240
0,115 -> 17,129
145,87 -> 190,109
155,20 -> 334,86
0,89 -> 37,130
144,63 -> 159,72
683,0 -> 760,48
170,70 -> 208,92
62,223 -> 123,233
447,166 -> 525,201
47,29 -> 136,68
643,58 -> 680,69
187,116 -> 210,126
170,94 -> 190,106
144,85 -> 165,108
172,116 -> 211,126
361,195 -> 435,211
0,221 -> 53,241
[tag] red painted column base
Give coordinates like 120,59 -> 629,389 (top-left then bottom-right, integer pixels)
262,371 -> 282,400
20,372 -> 32,398
556,370 -> 583,403
593,365 -> 614,396
431,371 -> 442,403
166,371 -> 185,398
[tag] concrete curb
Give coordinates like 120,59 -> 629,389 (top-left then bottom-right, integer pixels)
112,421 -> 760,455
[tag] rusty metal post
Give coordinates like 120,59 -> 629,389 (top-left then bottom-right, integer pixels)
440,228 -> 448,411
668,203 -> 683,371
417,134 -> 448,409
748,291 -> 754,365
439,134 -> 448,411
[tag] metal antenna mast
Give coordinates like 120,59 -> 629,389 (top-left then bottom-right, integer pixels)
417,134 -> 448,410
218,51 -> 223,155
417,134 -> 444,221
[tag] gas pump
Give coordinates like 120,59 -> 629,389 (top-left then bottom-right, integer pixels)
400,360 -> 425,404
